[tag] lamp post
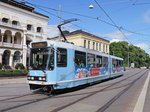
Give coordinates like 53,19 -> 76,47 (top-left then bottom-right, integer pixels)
57,18 -> 78,41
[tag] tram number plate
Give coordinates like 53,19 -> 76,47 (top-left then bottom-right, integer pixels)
41,82 -> 45,84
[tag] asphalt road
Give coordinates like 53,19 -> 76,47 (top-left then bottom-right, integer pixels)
0,68 -> 149,112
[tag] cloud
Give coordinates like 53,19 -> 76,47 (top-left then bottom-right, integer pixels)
136,43 -> 149,50
144,10 -> 150,23
47,25 -> 59,38
47,25 -> 75,38
97,31 -> 132,43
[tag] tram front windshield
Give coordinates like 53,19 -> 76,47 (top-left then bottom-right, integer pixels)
30,47 -> 54,70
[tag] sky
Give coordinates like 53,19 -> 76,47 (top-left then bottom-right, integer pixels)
19,0 -> 150,55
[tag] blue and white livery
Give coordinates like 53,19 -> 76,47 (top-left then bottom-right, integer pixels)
27,40 -> 124,92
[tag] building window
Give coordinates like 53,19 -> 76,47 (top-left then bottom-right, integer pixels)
96,43 -> 98,50
99,43 -> 101,51
103,44 -> 105,52
2,18 -> 9,23
3,34 -> 7,42
37,27 -> 42,33
88,41 -> 90,49
84,40 -> 86,48
12,21 -> 18,25
0,36 -> 1,42
93,42 -> 95,50
14,51 -> 21,62
27,24 -> 32,31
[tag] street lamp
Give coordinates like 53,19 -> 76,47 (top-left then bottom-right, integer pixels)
57,18 -> 79,41
89,4 -> 94,9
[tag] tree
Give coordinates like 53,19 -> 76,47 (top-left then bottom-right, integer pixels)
110,41 -> 150,68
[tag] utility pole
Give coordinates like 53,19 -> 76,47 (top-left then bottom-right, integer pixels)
58,5 -> 62,41
128,52 -> 129,68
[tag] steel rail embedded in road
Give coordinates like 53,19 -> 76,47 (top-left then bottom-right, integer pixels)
95,70 -> 149,112
50,69 -> 147,112
0,69 -> 146,112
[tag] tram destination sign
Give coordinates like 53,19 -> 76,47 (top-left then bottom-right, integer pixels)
32,42 -> 47,48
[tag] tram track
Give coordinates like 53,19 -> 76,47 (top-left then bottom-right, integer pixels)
50,69 -> 148,112
95,70 -> 149,112
0,69 -> 146,112
0,69 -> 136,104
0,93 -> 34,102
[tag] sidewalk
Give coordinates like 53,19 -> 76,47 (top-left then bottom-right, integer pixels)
0,77 -> 27,85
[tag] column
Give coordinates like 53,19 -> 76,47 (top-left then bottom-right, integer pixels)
105,44 -> 107,53
0,53 -> 2,64
9,54 -> 14,67
12,35 -> 14,48
22,49 -> 27,67
101,43 -> 103,52
23,33 -> 26,46
108,44 -> 110,54
1,33 -> 4,46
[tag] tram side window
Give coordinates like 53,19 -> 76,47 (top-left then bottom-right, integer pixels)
57,48 -> 67,67
87,53 -> 95,67
75,51 -> 86,67
117,60 -> 123,67
103,57 -> 108,67
96,55 -> 102,67
116,60 -> 119,67
112,59 -> 117,67
121,60 -> 123,67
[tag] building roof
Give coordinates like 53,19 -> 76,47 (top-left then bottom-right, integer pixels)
50,30 -> 110,42
0,0 -> 49,18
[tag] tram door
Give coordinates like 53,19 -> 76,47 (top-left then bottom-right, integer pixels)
56,48 -> 74,86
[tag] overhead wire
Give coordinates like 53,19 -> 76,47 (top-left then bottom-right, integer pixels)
132,0 -> 139,5
29,3 -> 150,38
132,2 -> 150,5
23,1 -> 94,33
20,1 -> 150,41
93,0 -> 133,44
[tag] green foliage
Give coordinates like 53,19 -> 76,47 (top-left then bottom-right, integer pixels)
110,41 -> 150,68
15,63 -> 25,69
0,63 -> 3,69
0,69 -> 27,77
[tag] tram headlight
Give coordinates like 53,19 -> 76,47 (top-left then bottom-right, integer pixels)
31,77 -> 34,80
39,77 -> 42,80
27,77 -> 30,80
42,78 -> 46,81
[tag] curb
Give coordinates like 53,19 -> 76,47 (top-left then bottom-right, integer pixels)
0,76 -> 26,80
0,77 -> 28,85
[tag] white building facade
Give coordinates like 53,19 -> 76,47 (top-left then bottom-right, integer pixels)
0,0 -> 49,68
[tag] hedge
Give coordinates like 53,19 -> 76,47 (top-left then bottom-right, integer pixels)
0,70 -> 28,77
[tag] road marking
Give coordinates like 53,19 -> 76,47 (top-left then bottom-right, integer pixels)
133,71 -> 150,112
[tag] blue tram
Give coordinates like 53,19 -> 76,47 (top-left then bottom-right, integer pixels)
27,40 -> 124,92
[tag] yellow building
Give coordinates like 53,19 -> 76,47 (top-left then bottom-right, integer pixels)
48,30 -> 110,54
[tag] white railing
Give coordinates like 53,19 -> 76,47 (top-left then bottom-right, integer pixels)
2,42 -> 22,49
14,44 -> 22,49
3,42 -> 13,47
0,22 -> 22,30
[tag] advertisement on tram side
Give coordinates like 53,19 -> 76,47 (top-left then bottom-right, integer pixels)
75,67 -> 109,79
